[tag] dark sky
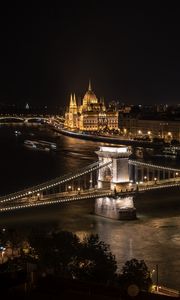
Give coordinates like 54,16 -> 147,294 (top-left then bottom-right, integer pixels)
0,3 -> 180,108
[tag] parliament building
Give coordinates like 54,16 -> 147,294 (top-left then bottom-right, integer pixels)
65,82 -> 118,132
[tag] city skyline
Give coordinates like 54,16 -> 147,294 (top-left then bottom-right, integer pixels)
0,3 -> 180,106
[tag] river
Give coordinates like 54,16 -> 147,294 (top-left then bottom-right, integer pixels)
0,124 -> 180,290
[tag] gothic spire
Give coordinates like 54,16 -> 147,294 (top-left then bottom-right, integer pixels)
88,79 -> 92,91
70,94 -> 73,106
73,93 -> 77,107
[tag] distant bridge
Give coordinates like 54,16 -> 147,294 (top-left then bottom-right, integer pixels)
0,115 -> 50,123
0,114 -> 65,124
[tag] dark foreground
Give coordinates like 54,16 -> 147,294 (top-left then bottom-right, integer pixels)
2,274 -> 179,300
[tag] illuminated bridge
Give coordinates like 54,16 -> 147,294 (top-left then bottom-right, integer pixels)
0,114 -> 51,123
0,114 -> 65,124
0,146 -> 180,220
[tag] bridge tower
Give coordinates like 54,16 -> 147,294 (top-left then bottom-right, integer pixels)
95,146 -> 136,220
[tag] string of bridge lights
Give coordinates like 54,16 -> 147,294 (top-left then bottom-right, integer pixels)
139,182 -> 180,191
1,180 -> 180,213
129,159 -> 180,172
0,160 -> 112,204
0,191 -> 113,213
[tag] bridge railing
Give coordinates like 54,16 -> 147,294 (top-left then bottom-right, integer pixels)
0,160 -> 112,203
129,159 -> 180,172
0,190 -> 113,213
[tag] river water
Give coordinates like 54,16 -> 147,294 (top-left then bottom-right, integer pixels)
0,124 -> 180,290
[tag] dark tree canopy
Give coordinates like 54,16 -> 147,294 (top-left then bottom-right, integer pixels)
29,231 -> 117,284
71,234 -> 117,283
120,258 -> 152,292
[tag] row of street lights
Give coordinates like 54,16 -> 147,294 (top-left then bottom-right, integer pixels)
149,264 -> 159,292
138,172 -> 179,185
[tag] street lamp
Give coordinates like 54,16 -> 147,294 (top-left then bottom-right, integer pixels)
136,181 -> 139,191
154,177 -> 157,184
156,264 -> 159,291
89,179 -> 93,189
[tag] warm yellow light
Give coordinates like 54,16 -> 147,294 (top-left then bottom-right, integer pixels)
138,130 -> 142,134
167,132 -> 172,136
147,131 -> 151,135
100,146 -> 128,153
68,185 -> 71,189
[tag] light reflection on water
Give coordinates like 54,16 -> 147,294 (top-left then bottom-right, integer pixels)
0,125 -> 180,289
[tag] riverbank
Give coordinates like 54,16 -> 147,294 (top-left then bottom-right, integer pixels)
51,126 -> 162,149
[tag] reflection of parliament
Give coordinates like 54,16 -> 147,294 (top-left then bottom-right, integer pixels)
65,82 -> 118,131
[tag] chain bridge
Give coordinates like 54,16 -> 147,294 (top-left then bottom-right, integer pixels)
0,146 -> 180,220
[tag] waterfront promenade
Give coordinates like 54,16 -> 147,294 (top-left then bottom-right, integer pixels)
51,125 -> 163,149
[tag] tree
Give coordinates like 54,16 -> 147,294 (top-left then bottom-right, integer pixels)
120,258 -> 152,292
71,234 -> 117,284
29,230 -> 80,277
29,231 -> 117,284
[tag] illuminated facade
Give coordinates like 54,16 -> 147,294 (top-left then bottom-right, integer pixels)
65,82 -> 118,131
95,146 -> 136,220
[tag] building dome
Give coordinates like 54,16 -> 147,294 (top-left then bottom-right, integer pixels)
82,81 -> 98,106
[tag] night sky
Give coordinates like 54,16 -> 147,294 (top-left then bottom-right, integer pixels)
0,3 -> 180,108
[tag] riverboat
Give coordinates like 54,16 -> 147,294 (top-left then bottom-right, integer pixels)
24,140 -> 57,151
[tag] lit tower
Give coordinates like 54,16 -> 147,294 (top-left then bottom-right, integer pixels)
95,146 -> 136,220
68,93 -> 78,129
88,79 -> 92,91
69,93 -> 77,114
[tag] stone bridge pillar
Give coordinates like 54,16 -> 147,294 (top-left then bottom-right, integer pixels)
96,146 -> 131,192
95,146 -> 136,220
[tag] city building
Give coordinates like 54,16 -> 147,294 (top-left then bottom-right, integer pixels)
119,110 -> 180,141
65,82 -> 118,132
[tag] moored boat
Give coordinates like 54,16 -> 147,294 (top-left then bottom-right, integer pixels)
24,139 -> 56,151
